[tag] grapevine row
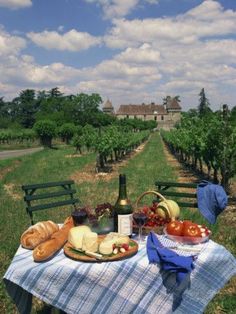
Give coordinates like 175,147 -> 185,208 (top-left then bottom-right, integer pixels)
161,112 -> 236,192
0,129 -> 37,144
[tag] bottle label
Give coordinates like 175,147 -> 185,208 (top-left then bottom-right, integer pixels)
118,214 -> 133,235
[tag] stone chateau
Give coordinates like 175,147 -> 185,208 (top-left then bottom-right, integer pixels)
102,98 -> 182,130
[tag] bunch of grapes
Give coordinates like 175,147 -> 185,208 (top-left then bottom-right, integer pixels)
95,203 -> 113,218
140,202 -> 170,228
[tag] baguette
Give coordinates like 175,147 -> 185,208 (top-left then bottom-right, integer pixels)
21,221 -> 59,249
33,216 -> 74,262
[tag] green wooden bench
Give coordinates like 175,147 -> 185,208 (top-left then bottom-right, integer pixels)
155,181 -> 199,208
22,180 -> 79,225
155,180 -> 235,208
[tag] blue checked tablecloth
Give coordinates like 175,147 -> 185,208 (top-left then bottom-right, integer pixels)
3,235 -> 236,314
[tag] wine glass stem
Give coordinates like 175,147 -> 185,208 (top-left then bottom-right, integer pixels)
139,226 -> 142,243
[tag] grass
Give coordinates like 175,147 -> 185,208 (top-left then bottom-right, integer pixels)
0,132 -> 235,313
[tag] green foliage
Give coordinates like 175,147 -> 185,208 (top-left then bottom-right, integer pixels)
58,123 -> 77,144
82,124 -> 97,151
198,88 -> 212,117
0,129 -> 37,144
72,134 -> 86,153
75,125 -> 83,136
161,108 -> 236,192
34,120 -> 57,148
116,118 -> 157,131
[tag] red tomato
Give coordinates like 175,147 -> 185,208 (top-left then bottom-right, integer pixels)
166,220 -> 183,236
183,223 -> 201,237
182,220 -> 193,228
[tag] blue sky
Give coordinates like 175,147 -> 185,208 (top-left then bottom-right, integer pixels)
0,0 -> 236,111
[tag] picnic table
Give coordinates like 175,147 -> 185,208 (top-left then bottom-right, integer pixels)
3,235 -> 236,314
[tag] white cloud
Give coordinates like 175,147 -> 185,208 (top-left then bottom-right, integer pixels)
1,1 -> 236,111
83,0 -> 159,19
0,0 -> 32,9
0,56 -> 81,86
186,0 -> 235,20
115,43 -> 161,65
57,25 -> 65,33
82,58 -> 162,82
0,28 -> 26,56
145,0 -> 159,4
105,1 -> 236,48
27,29 -> 102,52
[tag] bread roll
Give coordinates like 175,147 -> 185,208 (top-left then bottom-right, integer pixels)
21,221 -> 59,249
33,216 -> 74,262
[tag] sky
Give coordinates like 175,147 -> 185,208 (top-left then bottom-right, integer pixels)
0,0 -> 236,111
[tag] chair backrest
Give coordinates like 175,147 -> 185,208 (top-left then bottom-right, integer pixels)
155,181 -> 198,208
22,180 -> 79,224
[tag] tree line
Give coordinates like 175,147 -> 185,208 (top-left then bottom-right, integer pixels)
0,87 -> 115,129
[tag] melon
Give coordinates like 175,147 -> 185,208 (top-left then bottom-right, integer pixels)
156,199 -> 180,219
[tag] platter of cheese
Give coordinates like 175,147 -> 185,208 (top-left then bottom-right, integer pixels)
64,226 -> 138,262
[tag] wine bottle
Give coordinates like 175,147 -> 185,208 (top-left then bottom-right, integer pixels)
114,174 -> 133,236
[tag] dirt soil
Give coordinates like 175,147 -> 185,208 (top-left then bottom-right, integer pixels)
0,160 -> 21,180
162,141 -> 236,225
70,144 -> 146,184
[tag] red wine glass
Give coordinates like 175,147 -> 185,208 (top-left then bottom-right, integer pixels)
133,212 -> 148,244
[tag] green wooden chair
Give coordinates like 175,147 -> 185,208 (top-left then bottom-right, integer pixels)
21,180 -> 79,313
22,180 -> 79,225
155,180 -> 235,207
155,181 -> 198,208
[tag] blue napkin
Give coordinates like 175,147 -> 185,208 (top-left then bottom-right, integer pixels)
146,232 -> 195,285
197,180 -> 228,224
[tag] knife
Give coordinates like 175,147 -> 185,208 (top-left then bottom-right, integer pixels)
71,247 -> 104,260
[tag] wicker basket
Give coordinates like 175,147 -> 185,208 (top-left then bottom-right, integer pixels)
133,190 -> 173,235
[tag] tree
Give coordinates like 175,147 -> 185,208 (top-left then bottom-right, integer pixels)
229,106 -> 236,127
34,120 -> 57,148
48,87 -> 63,98
71,93 -> 103,125
14,89 -> 39,128
173,95 -> 181,102
163,95 -> 171,106
58,123 -> 77,144
0,97 -> 11,128
198,88 -> 212,117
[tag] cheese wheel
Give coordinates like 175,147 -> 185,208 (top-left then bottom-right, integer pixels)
82,232 -> 98,253
115,236 -> 129,245
104,232 -> 129,244
104,232 -> 119,242
99,239 -> 114,255
68,225 -> 91,249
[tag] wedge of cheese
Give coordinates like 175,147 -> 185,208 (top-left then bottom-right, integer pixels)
104,232 -> 129,245
68,225 -> 91,249
82,232 -> 98,253
99,232 -> 129,255
99,239 -> 114,255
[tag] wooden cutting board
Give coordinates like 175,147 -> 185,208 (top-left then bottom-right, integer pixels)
64,235 -> 138,262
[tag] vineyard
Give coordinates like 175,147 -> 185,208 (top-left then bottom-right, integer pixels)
0,122 -> 152,173
0,129 -> 37,145
0,131 -> 236,313
161,108 -> 236,193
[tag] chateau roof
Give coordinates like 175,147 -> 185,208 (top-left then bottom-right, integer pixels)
117,103 -> 167,115
166,98 -> 181,110
103,99 -> 113,109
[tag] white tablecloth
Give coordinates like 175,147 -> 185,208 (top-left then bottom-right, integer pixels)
3,236 -> 236,314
